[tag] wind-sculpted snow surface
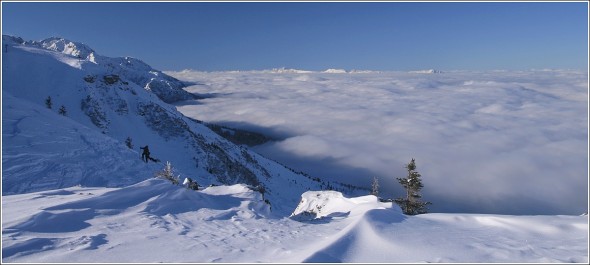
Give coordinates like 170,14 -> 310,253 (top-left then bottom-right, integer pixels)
168,69 -> 588,215
2,181 -> 587,263
289,190 -> 397,221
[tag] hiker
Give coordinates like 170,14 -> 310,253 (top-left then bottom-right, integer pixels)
140,145 -> 161,163
140,145 -> 150,163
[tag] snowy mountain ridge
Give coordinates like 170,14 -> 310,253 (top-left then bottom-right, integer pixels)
1,34 -> 338,215
173,68 -> 386,74
408,69 -> 443,74
32,37 -> 96,59
3,35 -> 195,103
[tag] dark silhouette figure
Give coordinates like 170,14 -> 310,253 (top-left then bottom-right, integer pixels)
140,145 -> 151,163
140,145 -> 161,163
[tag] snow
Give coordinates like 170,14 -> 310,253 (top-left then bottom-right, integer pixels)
2,92 -> 156,193
2,180 -> 587,263
290,190 -> 387,221
323,68 -> 348,73
2,35 -> 333,215
2,34 -> 588,262
35,37 -> 95,59
409,69 -> 443,74
264,67 -> 314,74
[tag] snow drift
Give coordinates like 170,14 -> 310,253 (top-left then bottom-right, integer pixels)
290,190 -> 398,221
2,180 -> 587,263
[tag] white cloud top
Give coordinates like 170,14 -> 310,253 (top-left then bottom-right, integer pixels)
168,69 -> 588,215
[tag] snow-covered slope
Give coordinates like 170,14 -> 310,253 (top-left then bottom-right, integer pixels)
2,180 -> 587,263
1,35 -> 329,214
32,37 -> 96,59
2,93 -> 158,193
8,36 -> 195,103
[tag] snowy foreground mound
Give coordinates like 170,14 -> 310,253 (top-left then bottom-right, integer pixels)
290,190 -> 396,221
2,179 -> 587,263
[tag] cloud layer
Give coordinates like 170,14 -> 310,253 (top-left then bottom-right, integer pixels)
168,69 -> 588,215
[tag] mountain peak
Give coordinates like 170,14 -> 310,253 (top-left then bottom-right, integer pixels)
4,35 -> 196,103
2,34 -> 25,45
409,69 -> 443,74
3,34 -> 331,215
31,36 -> 96,59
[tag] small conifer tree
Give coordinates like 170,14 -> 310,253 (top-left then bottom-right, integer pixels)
394,158 -> 431,215
45,96 -> 53,109
371,177 -> 380,197
155,161 -> 179,185
58,105 -> 67,116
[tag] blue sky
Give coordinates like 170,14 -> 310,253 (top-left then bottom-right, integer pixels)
2,1 -> 588,71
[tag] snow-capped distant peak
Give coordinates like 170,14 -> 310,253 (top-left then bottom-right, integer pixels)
265,67 -> 313,74
323,68 -> 348,73
348,69 -> 381,74
33,37 -> 95,59
408,69 -> 443,74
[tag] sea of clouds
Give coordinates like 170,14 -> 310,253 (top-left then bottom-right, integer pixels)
167,69 -> 588,215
